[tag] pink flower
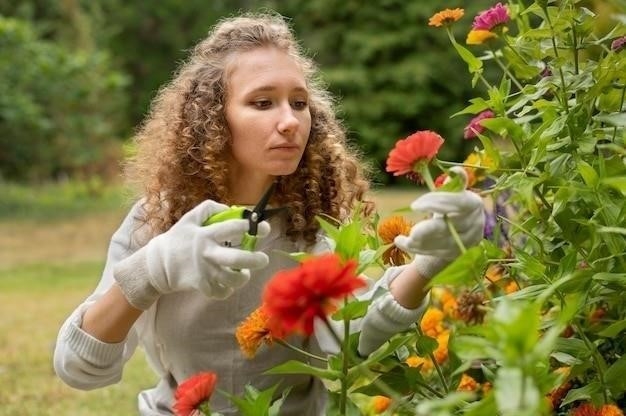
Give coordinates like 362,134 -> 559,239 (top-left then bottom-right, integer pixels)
472,3 -> 510,31
463,110 -> 495,139
611,36 -> 626,52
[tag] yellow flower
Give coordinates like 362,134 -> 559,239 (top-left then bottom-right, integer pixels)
428,8 -> 465,27
405,355 -> 433,372
371,395 -> 392,413
466,29 -> 497,45
463,151 -> 495,186
457,374 -> 479,391
235,307 -> 276,359
420,307 -> 445,337
378,215 -> 413,266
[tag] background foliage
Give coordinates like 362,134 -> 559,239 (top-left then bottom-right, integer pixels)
0,0 -> 501,184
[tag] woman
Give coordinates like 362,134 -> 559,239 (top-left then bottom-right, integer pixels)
54,12 -> 484,415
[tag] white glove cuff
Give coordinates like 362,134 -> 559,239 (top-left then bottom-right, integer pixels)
113,248 -> 160,310
412,254 -> 449,280
357,292 -> 427,356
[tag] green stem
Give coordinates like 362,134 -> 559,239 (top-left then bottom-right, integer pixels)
275,339 -> 328,363
542,5 -> 570,112
611,87 -> 626,143
416,327 -> 449,394
573,323 -> 609,402
322,316 -> 349,415
489,46 -> 524,91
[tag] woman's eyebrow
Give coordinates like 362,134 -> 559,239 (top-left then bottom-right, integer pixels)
247,85 -> 308,94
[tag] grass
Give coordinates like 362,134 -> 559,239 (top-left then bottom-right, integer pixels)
0,181 -> 419,415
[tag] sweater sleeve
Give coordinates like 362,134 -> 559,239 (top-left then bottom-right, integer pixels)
53,202 -> 144,390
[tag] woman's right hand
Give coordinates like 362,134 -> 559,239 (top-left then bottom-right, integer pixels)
114,200 -> 270,309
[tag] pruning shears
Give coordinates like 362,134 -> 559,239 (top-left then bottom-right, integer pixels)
202,182 -> 284,251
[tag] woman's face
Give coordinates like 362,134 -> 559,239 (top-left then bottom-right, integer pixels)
225,46 -> 312,188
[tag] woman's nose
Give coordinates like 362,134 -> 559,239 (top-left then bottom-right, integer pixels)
277,105 -> 299,135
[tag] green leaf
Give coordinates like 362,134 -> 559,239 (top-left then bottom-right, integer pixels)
594,112 -> 626,127
429,245 -> 487,287
598,320 -> 626,337
223,384 -> 280,416
264,360 -> 340,381
495,367 -> 541,413
601,176 -> 626,195
452,41 -> 483,75
415,335 -> 438,356
331,299 -> 370,320
604,354 -> 626,396
577,160 -> 599,187
560,382 -> 602,406
592,272 -> 626,289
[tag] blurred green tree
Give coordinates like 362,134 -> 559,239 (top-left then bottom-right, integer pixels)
0,15 -> 128,181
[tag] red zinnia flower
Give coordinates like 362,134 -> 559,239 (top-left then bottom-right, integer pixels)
472,3 -> 510,31
464,110 -> 495,139
174,372 -> 218,416
386,130 -> 444,177
262,254 -> 366,336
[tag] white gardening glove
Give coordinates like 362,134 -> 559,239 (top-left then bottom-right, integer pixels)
114,200 -> 270,310
394,167 -> 485,279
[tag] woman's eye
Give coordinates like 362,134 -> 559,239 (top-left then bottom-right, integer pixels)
292,100 -> 308,110
253,99 -> 272,109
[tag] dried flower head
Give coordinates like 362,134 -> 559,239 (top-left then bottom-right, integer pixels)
472,2 -> 510,31
386,130 -> 444,178
262,254 -> 365,335
428,8 -> 465,27
611,36 -> 626,52
466,29 -> 497,45
464,110 -> 495,139
457,290 -> 487,324
235,306 -> 284,359
174,372 -> 218,416
378,215 -> 414,265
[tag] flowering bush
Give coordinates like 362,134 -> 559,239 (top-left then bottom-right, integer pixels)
175,1 -> 626,414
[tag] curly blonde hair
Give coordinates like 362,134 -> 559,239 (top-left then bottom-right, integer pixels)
125,12 -> 372,244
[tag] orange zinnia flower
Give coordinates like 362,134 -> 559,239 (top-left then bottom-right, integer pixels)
173,372 -> 218,416
433,330 -> 450,363
405,355 -> 433,372
420,307 -> 445,337
235,306 -> 284,359
428,8 -> 464,27
378,215 -> 413,266
599,405 -> 624,416
262,254 -> 366,336
457,374 -> 479,391
371,395 -> 392,413
466,29 -> 497,45
386,130 -> 444,178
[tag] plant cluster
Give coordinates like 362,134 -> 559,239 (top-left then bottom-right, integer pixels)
172,1 -> 626,415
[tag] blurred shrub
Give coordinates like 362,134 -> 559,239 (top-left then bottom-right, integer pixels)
0,16 -> 128,182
